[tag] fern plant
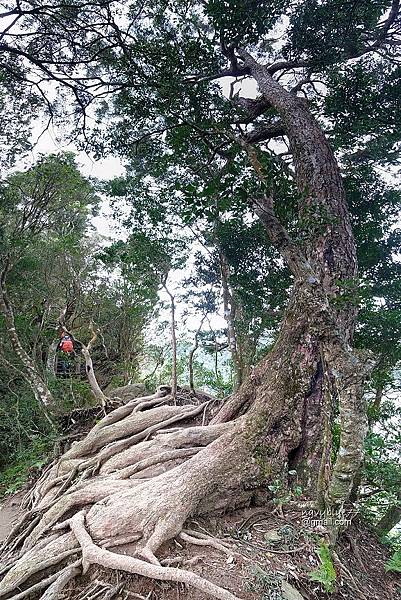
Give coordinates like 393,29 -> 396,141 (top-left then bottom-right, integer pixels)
309,541 -> 337,593
385,550 -> 401,573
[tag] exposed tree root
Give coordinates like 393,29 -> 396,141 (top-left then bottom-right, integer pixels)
38,561 -> 81,600
0,561 -> 17,578
70,512 -> 242,600
22,479 -> 134,551
0,296 -> 369,600
11,560 -> 81,600
0,531 -> 79,597
110,447 -> 201,479
179,530 -> 233,556
0,388 -> 247,600
95,581 -> 125,600
52,400 -> 210,486
100,421 -> 231,475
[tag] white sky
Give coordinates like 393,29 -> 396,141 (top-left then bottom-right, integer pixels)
18,76 -> 257,237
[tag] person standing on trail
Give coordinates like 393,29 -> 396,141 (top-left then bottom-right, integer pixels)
57,332 -> 74,377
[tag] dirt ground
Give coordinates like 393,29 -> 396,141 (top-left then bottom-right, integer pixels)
35,504 -> 399,600
0,492 -> 24,544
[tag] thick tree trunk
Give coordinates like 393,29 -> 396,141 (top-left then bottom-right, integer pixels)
236,51 -> 371,514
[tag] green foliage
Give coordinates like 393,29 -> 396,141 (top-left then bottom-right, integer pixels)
206,0 -> 288,45
266,476 -> 304,508
0,373 -> 53,471
0,152 -> 99,252
287,0 -> 390,63
142,340 -> 234,397
309,542 -> 336,593
0,64 -> 44,170
325,61 -> 401,161
0,153 -> 161,483
0,436 -> 54,498
348,165 -> 401,372
361,397 -> 401,529
49,379 -> 96,412
385,549 -> 401,573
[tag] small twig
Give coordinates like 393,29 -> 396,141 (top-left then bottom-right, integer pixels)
236,510 -> 269,534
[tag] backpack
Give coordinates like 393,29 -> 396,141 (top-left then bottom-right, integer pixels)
60,337 -> 74,353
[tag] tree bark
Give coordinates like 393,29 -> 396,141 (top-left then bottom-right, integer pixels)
376,489 -> 401,536
0,272 -> 54,411
234,50 -> 370,509
219,248 -> 243,389
75,326 -> 108,407
46,340 -> 58,376
162,280 -> 178,400
80,344 -> 108,407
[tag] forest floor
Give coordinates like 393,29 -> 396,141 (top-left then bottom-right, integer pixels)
1,488 -> 399,600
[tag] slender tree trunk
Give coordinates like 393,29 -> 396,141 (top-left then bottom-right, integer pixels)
0,274 -> 54,410
80,344 -> 108,406
188,342 -> 197,394
60,317 -> 108,407
189,314 -> 206,393
376,491 -> 401,536
162,281 -> 177,400
76,326 -> 108,407
219,248 -> 243,389
46,340 -> 58,376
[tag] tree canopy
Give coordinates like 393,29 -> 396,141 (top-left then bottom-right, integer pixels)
0,2 -> 400,599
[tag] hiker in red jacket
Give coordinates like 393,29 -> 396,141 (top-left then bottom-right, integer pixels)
59,333 -> 74,353
57,332 -> 74,376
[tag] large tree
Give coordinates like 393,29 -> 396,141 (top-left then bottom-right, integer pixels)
1,2 -> 400,599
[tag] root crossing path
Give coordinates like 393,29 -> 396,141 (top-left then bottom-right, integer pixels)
0,387 -> 248,600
